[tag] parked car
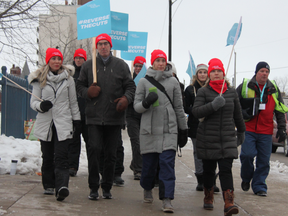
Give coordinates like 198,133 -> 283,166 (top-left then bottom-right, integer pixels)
272,95 -> 288,157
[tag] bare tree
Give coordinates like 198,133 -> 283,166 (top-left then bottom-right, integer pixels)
273,76 -> 288,95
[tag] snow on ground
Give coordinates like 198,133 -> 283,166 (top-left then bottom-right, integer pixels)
1,134 -> 288,181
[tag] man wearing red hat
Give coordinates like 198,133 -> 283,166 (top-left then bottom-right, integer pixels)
76,33 -> 135,200
126,56 -> 146,180
68,48 -> 88,177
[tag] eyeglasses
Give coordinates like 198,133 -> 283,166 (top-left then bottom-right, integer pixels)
134,65 -> 143,68
97,42 -> 109,47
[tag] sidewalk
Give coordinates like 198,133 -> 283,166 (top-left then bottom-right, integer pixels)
0,130 -> 287,216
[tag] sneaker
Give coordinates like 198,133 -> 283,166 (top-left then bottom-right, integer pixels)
143,189 -> 153,203
113,176 -> 124,187
102,189 -> 112,199
69,168 -> 77,177
162,198 -> 174,213
241,181 -> 250,192
256,191 -> 267,197
88,189 -> 99,200
134,172 -> 141,180
43,188 -> 54,195
56,187 -> 69,201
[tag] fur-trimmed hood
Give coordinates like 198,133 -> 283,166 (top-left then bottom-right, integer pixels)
28,65 -> 75,84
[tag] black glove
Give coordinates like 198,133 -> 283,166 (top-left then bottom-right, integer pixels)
40,100 -> 53,112
73,120 -> 82,137
142,92 -> 158,109
242,108 -> 253,120
237,132 -> 245,146
178,129 -> 188,148
276,128 -> 287,143
211,96 -> 225,111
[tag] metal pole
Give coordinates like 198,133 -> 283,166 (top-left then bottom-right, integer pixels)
168,0 -> 172,61
234,51 -> 236,87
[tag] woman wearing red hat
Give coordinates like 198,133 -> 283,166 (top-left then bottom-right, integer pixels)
134,49 -> 187,213
28,47 -> 80,202
192,58 -> 245,215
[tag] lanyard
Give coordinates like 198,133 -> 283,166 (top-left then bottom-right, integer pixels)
256,82 -> 267,103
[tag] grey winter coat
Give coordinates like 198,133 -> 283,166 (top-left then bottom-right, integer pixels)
134,67 -> 187,154
28,65 -> 80,141
76,53 -> 135,125
192,82 -> 246,160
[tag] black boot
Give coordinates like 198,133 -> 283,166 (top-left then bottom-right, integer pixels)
195,174 -> 204,191
213,173 -> 220,193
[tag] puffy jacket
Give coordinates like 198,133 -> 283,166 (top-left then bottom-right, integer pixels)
28,65 -> 80,141
76,53 -> 135,125
134,67 -> 187,154
192,82 -> 246,160
236,76 -> 286,134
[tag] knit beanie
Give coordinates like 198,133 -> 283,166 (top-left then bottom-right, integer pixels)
150,49 -> 167,65
74,48 -> 87,61
255,61 -> 270,74
208,58 -> 225,77
133,56 -> 146,65
45,48 -> 63,64
95,33 -> 112,48
196,64 -> 208,74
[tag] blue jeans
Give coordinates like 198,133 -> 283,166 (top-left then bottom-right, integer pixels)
140,150 -> 176,200
240,131 -> 272,194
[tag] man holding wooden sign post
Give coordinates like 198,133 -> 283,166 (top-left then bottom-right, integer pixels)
76,33 -> 135,200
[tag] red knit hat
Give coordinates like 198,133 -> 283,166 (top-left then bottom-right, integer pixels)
134,56 -> 146,66
150,49 -> 167,65
45,48 -> 63,64
208,58 -> 225,77
74,48 -> 87,61
95,33 -> 112,48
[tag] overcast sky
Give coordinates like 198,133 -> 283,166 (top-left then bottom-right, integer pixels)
2,0 -> 288,89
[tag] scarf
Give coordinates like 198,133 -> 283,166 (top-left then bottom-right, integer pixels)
209,80 -> 227,94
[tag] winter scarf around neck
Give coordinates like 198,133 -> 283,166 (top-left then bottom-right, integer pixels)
209,80 -> 227,94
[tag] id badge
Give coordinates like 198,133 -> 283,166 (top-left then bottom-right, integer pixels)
259,103 -> 266,110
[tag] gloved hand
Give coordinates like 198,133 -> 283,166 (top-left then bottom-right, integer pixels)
178,129 -> 188,148
242,108 -> 253,120
211,96 -> 225,111
237,132 -> 245,146
142,92 -> 158,109
40,100 -> 53,112
276,128 -> 287,143
73,120 -> 82,137
87,83 -> 101,99
114,96 -> 129,112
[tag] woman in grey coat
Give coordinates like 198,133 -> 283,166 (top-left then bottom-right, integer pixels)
192,58 -> 245,216
134,49 -> 187,213
28,48 -> 80,202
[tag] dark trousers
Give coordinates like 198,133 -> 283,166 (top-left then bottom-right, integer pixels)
68,120 -> 89,170
100,132 -> 124,177
140,150 -> 176,200
40,124 -> 70,193
126,116 -> 142,174
202,158 -> 234,191
87,125 -> 121,191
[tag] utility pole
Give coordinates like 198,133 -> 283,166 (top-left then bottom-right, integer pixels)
168,0 -> 172,61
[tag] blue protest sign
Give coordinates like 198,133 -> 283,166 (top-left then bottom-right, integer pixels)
110,11 -> 128,51
121,31 -> 148,61
77,0 -> 111,40
226,19 -> 242,46
134,63 -> 147,86
186,51 -> 196,78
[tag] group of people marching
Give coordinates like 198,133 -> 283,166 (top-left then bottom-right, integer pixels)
28,32 -> 287,215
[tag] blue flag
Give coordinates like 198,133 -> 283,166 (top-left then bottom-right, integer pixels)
77,0 -> 111,40
226,18 -> 242,46
110,11 -> 129,51
186,51 -> 196,79
134,63 -> 147,86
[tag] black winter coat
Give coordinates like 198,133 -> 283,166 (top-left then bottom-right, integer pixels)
184,81 -> 202,138
192,83 -> 246,160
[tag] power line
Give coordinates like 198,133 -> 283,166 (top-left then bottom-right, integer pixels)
172,0 -> 183,18
236,66 -> 288,74
158,4 -> 168,47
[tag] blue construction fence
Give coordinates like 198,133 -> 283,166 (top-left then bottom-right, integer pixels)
0,66 -> 37,138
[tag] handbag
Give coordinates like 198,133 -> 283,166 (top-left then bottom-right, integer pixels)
145,75 -> 188,150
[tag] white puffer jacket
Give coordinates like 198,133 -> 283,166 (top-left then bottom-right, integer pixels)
28,65 -> 80,141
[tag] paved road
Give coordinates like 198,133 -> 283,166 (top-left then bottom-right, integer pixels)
0,130 -> 287,215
